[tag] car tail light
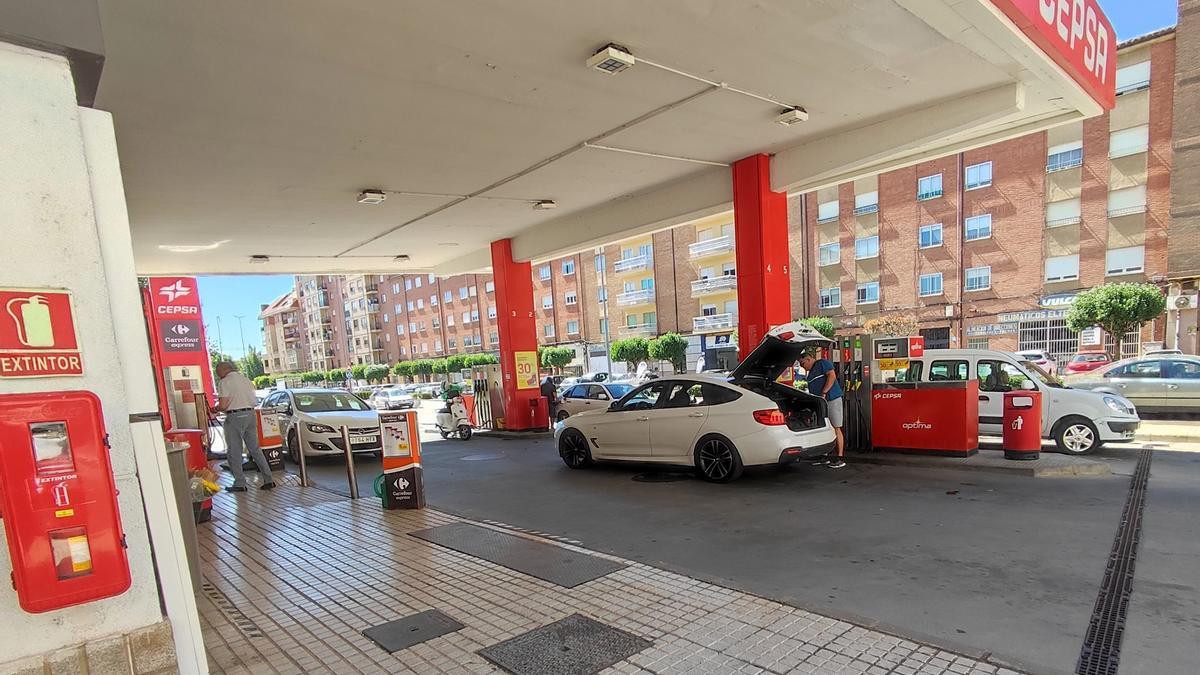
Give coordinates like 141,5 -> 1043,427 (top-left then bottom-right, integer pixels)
753,409 -> 787,426
775,331 -> 795,341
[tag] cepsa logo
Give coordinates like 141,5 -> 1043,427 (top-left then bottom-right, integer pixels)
1035,0 -> 1111,84
874,392 -> 902,400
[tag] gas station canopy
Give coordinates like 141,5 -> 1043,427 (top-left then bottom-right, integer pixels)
95,0 -> 1115,276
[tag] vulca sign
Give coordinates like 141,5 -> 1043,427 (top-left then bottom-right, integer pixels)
992,0 -> 1117,109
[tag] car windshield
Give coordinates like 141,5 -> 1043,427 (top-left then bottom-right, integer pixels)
294,392 -> 369,412
1019,360 -> 1065,388
1071,353 -> 1107,363
387,390 -> 409,398
606,383 -> 633,398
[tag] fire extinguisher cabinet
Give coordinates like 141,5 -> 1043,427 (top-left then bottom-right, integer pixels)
1002,391 -> 1042,460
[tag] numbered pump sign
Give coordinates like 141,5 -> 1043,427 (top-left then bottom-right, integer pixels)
379,411 -> 425,509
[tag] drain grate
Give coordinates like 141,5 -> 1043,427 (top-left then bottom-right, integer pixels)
631,472 -> 694,483
478,613 -> 650,674
362,609 -> 464,653
1076,448 -> 1154,675
200,581 -> 263,639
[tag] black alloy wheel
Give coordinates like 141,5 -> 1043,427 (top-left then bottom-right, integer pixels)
558,429 -> 592,469
695,436 -> 744,483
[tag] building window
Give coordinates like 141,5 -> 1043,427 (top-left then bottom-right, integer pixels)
854,235 -> 879,260
462,311 -> 471,323
965,161 -> 992,190
459,287 -> 469,299
432,317 -> 440,328
1109,125 -> 1149,159
392,283 -> 400,294
599,319 -> 609,336
1106,246 -> 1145,276
919,273 -> 943,297
965,266 -> 991,291
488,306 -> 497,319
853,191 -> 879,215
642,311 -> 657,328
415,277 -> 422,288
485,280 -> 495,293
919,224 -> 943,248
818,242 -> 840,266
967,337 -> 990,350
1046,198 -> 1082,227
1045,254 -> 1080,282
918,174 -> 943,200
598,287 -> 608,302
965,214 -> 993,241
562,259 -> 575,275
471,309 -> 479,321
1046,141 -> 1083,172
489,331 -> 498,344
565,291 -> 577,305
819,287 -> 841,309
383,313 -> 390,323
404,279 -> 412,291
567,320 -> 579,335
469,285 -> 477,297
397,324 -> 404,335
542,295 -> 553,309
443,291 -> 452,303
409,322 -> 417,332
434,339 -> 442,352
856,282 -> 880,305
406,300 -> 415,312
447,338 -> 456,349
817,199 -> 839,223
544,324 -> 555,338
416,298 -> 424,309
446,314 -> 454,327
595,254 -> 605,271
430,295 -> 438,306
1115,60 -> 1151,95
539,265 -> 551,280
1108,185 -> 1147,218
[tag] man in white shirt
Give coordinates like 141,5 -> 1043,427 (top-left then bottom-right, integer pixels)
212,361 -> 275,491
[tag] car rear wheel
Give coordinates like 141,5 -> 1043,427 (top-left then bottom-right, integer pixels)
694,435 -> 744,483
1054,417 -> 1102,455
558,429 -> 592,469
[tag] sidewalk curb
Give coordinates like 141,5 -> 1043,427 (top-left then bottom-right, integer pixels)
1134,434 -> 1192,444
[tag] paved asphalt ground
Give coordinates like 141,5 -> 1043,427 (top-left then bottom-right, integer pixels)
286,404 -> 1199,675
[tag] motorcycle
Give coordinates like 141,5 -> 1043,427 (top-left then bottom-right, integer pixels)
435,395 -> 473,440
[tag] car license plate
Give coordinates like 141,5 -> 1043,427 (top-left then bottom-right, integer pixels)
350,435 -> 377,445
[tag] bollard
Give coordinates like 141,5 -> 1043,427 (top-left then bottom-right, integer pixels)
339,425 -> 360,499
295,423 -> 310,487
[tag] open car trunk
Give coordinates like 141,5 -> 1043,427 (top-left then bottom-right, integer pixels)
728,321 -> 835,432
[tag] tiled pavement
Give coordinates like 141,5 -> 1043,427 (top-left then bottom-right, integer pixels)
197,478 -> 1025,675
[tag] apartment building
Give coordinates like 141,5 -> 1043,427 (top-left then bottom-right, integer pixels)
258,291 -> 304,375
295,275 -> 338,372
793,29 -> 1174,366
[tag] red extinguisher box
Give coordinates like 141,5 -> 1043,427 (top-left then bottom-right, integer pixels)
530,395 -> 549,429
0,391 -> 131,613
1002,391 -> 1043,460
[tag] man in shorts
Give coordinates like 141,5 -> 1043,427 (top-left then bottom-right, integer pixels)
798,350 -> 845,469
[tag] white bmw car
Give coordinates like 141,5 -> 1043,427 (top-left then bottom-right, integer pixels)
555,322 -> 837,482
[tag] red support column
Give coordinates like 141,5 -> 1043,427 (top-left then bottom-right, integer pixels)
733,154 -> 791,361
490,239 -> 541,430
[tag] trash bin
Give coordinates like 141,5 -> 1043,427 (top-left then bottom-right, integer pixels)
165,441 -> 202,592
530,395 -> 550,429
1002,390 -> 1042,460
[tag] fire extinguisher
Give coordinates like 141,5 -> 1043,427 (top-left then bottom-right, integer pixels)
6,295 -> 55,347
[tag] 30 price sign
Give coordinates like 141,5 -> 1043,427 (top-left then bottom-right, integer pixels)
514,351 -> 539,390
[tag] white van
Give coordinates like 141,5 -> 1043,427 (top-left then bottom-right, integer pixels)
893,349 -> 1140,454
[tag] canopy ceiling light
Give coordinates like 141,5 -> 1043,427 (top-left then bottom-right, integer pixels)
532,200 -> 557,210
393,254 -> 411,262
248,255 -> 270,264
586,44 -> 635,74
357,189 -> 387,204
775,107 -> 809,126
357,187 -> 553,209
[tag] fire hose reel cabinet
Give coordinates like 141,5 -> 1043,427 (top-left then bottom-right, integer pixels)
0,391 -> 131,612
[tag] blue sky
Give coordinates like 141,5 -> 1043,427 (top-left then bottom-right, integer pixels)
198,1 -> 1175,357
1102,0 -> 1176,40
197,275 -> 295,358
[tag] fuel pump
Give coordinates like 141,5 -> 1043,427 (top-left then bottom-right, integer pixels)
833,334 -> 874,452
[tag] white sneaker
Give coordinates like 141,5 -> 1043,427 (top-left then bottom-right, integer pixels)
827,460 -> 846,469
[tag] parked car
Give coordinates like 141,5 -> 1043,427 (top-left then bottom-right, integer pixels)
260,388 -> 381,460
1015,349 -> 1057,374
555,322 -> 837,482
556,382 -> 636,421
1071,355 -> 1200,414
369,388 -> 415,410
1065,352 -> 1111,374
898,349 -> 1139,454
1144,348 -> 1183,356
580,372 -> 610,382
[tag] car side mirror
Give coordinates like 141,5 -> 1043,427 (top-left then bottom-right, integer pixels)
274,403 -> 291,415
597,393 -> 609,401
1020,379 -> 1036,391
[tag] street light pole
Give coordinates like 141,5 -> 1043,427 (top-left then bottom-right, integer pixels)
233,314 -> 247,358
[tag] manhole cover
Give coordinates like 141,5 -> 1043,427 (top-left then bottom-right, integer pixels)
461,453 -> 503,461
632,472 -> 693,483
479,614 -> 650,674
363,609 -> 464,653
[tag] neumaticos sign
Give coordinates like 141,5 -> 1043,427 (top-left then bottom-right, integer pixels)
991,0 -> 1117,110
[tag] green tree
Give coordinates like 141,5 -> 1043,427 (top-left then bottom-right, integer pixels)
412,359 -> 435,381
610,337 -> 650,368
299,370 -> 322,384
465,353 -> 498,367
541,345 -> 575,373
252,374 -> 273,389
393,361 -> 414,380
796,316 -> 836,339
649,333 -> 689,372
327,368 -> 347,383
445,354 -> 467,374
237,346 -> 266,379
209,347 -> 234,379
349,364 -> 367,381
863,313 -> 920,337
364,364 -> 390,383
1066,283 -> 1166,360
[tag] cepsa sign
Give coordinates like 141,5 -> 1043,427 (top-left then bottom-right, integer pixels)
0,289 -> 84,378
992,0 -> 1117,109
148,278 -> 201,316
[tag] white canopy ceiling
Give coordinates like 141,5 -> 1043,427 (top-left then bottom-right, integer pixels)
94,0 -> 1104,276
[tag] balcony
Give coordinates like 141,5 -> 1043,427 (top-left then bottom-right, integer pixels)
917,189 -> 943,201
1046,215 -> 1082,228
691,275 -> 737,297
620,322 -> 657,337
816,213 -> 839,224
853,203 -> 879,216
616,288 -> 655,307
1115,79 -> 1150,96
693,313 -> 735,332
1108,205 -> 1147,219
688,235 -> 734,259
1109,143 -> 1148,160
613,254 -> 649,273
1046,155 -> 1083,173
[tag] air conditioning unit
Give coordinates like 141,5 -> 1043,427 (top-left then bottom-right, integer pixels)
1168,294 -> 1199,310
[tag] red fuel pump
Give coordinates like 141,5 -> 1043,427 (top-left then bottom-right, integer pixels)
0,391 -> 131,612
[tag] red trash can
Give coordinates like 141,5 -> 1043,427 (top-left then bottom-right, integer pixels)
1002,391 -> 1042,460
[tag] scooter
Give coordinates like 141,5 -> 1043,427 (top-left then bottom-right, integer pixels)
435,395 -> 473,440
